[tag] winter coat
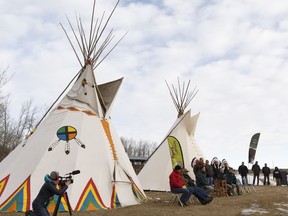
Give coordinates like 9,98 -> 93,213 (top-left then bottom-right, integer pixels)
226,172 -> 237,184
252,164 -> 261,175
212,164 -> 221,179
273,168 -> 282,179
262,166 -> 271,176
223,165 -> 230,174
196,171 -> 209,188
169,170 -> 185,189
217,172 -> 227,181
182,173 -> 196,187
32,175 -> 68,208
238,165 -> 248,177
205,164 -> 214,177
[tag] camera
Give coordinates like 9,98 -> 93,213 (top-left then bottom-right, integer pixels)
58,170 -> 80,186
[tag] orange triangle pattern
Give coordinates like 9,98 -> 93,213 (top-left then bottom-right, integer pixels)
46,185 -> 69,213
74,178 -> 108,211
0,175 -> 10,197
101,120 -> 118,160
56,105 -> 97,116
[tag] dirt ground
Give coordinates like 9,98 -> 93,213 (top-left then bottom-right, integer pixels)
0,186 -> 287,216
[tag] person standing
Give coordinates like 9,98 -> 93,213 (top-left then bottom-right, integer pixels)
205,160 -> 214,186
238,162 -> 249,185
252,161 -> 261,185
273,166 -> 282,186
262,163 -> 271,185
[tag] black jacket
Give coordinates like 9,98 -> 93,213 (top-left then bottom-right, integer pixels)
273,168 -> 281,179
252,164 -> 261,175
262,166 -> 271,176
238,165 -> 248,176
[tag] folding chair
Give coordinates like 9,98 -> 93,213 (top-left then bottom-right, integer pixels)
168,192 -> 184,207
168,191 -> 194,207
249,184 -> 256,192
242,184 -> 256,193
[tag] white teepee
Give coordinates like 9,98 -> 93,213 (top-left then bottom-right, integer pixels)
0,0 -> 145,213
138,79 -> 204,191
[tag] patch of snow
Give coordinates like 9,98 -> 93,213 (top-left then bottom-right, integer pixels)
241,203 -> 268,215
276,208 -> 288,213
274,203 -> 288,213
274,203 -> 288,207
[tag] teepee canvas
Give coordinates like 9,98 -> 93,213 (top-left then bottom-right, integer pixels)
138,79 -> 204,191
0,0 -> 145,213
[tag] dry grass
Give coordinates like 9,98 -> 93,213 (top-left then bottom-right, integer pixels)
1,186 -> 288,216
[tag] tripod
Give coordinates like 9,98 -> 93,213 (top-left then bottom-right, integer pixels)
52,192 -> 72,216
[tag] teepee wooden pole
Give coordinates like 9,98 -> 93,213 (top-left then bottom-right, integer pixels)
166,78 -> 199,117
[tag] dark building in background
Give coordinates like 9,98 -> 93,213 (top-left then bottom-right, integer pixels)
129,156 -> 147,174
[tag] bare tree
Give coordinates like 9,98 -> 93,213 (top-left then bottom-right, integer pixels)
0,69 -> 39,162
121,137 -> 157,158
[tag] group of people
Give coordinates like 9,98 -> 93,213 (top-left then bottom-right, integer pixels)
195,158 -> 242,196
240,161 -> 282,186
26,160 -> 283,213
169,157 -> 241,206
169,157 -> 284,207
254,162 -> 282,186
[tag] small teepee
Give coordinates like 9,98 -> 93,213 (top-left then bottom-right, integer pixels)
0,0 -> 145,213
138,79 -> 204,191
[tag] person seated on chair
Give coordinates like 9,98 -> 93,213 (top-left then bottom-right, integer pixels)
221,159 -> 230,174
181,168 -> 213,205
196,165 -> 214,195
181,168 -> 196,187
226,167 -> 241,195
217,168 -> 234,196
25,171 -> 72,216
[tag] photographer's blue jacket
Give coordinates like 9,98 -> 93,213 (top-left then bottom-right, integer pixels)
32,175 -> 68,208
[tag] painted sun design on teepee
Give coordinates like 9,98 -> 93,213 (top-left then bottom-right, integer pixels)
48,126 -> 86,155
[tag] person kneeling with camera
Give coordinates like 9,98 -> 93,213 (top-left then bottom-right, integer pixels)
25,171 -> 71,216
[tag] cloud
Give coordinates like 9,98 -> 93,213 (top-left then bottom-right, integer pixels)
1,0 -> 288,169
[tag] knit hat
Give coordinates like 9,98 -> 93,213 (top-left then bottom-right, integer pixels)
174,165 -> 182,170
50,171 -> 59,180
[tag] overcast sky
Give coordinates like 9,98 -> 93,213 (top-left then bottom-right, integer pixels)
1,0 -> 288,169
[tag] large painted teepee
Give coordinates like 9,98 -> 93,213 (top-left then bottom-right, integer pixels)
0,0 -> 145,213
138,79 -> 204,191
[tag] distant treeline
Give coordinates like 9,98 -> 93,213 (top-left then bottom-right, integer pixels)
0,68 -> 38,162
120,137 -> 157,158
